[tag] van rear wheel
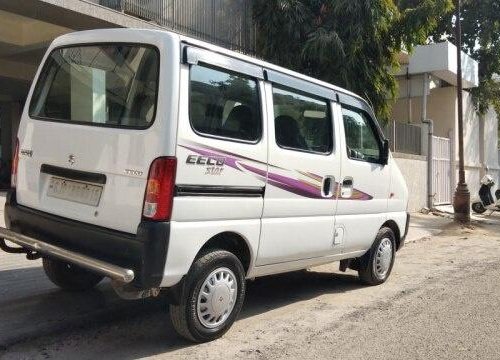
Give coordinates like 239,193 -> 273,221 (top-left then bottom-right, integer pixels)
358,228 -> 396,286
169,250 -> 246,342
42,257 -> 104,291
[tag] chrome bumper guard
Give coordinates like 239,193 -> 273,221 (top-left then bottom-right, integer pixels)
0,227 -> 135,283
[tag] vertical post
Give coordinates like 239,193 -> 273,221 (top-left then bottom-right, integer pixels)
449,129 -> 456,204
453,0 -> 471,222
422,73 -> 434,209
479,113 -> 486,179
392,120 -> 396,152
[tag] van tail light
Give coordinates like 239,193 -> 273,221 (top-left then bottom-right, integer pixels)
11,139 -> 19,188
142,157 -> 177,221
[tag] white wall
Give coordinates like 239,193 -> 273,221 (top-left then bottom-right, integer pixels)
484,107 -> 499,172
408,42 -> 479,89
456,94 -> 499,199
393,153 -> 428,212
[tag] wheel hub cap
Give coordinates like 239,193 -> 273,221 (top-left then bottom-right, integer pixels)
374,238 -> 393,279
197,267 -> 237,328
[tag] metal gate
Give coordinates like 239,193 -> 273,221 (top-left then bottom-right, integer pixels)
432,136 -> 452,205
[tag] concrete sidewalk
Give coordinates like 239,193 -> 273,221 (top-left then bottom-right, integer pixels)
405,213 -> 451,243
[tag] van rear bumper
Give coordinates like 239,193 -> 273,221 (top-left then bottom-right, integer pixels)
3,191 -> 169,289
0,227 -> 136,283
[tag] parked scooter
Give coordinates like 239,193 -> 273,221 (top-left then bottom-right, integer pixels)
471,175 -> 500,214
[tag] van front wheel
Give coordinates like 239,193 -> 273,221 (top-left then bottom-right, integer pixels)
358,228 -> 396,286
169,250 -> 246,342
42,257 -> 104,291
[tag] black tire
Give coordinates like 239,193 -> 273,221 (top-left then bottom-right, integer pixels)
169,250 -> 246,342
472,202 -> 487,214
358,227 -> 396,286
42,257 -> 104,291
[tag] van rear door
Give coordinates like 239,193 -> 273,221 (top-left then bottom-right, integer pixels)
15,35 -> 177,234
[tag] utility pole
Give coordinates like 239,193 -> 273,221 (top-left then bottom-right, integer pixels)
453,0 -> 470,223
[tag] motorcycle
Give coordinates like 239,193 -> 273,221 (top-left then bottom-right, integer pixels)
471,175 -> 500,214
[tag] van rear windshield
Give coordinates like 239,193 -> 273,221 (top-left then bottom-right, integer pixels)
29,44 -> 159,129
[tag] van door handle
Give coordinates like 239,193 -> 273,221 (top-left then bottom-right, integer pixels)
341,177 -> 354,198
322,176 -> 335,198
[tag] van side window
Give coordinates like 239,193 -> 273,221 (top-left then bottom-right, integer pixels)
272,87 -> 332,154
342,107 -> 381,163
189,65 -> 261,142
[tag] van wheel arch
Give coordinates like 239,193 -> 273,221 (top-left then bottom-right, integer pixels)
381,220 -> 401,251
197,232 -> 252,274
166,232 -> 251,306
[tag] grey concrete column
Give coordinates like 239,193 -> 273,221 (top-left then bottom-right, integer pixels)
0,102 -> 12,163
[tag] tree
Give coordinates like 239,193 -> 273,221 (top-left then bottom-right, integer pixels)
253,0 -> 452,121
431,0 -> 500,115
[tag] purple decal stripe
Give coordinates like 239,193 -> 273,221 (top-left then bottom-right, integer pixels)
239,163 -> 323,199
298,171 -> 323,183
180,144 -> 242,171
183,140 -> 268,166
349,189 -> 373,201
179,141 -> 373,201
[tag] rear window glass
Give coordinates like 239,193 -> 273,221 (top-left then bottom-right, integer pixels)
189,64 -> 261,142
29,44 -> 159,129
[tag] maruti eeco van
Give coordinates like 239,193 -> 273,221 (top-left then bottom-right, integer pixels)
0,29 -> 409,342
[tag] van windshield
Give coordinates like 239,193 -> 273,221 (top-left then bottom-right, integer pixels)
29,44 -> 159,129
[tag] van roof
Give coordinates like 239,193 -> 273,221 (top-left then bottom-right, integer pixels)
54,28 -> 368,107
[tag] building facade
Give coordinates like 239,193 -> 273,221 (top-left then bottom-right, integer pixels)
0,0 -> 255,188
390,42 -> 499,212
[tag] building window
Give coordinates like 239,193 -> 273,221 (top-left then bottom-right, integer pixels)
189,65 -> 261,142
272,86 -> 332,154
342,107 -> 381,163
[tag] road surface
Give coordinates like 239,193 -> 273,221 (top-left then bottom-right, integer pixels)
1,219 -> 500,359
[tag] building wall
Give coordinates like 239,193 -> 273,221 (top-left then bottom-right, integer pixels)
393,152 -> 428,212
460,99 -> 500,198
428,87 -> 457,139
391,83 -> 456,138
391,80 -> 500,207
459,93 -> 480,197
0,101 -> 20,188
483,107 -> 499,173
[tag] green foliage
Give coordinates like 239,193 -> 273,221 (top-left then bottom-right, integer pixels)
431,0 -> 500,115
253,0 -> 452,121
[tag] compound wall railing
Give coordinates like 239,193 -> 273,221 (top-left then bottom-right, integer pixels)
95,0 -> 256,54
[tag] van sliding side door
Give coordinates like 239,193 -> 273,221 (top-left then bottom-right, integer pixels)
257,71 -> 341,266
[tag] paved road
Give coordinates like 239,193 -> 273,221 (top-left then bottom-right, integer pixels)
1,218 -> 500,359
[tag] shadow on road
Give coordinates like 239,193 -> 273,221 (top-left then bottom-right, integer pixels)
0,266 -> 364,358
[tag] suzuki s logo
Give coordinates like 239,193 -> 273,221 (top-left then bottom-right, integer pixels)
68,154 -> 75,165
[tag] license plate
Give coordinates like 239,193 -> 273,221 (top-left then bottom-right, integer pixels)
47,177 -> 103,207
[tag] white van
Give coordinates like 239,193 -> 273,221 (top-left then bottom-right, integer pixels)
0,29 -> 409,342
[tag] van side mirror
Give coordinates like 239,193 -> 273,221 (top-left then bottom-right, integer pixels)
380,139 -> 390,165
